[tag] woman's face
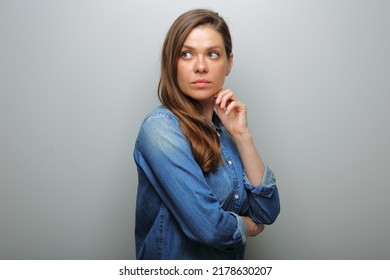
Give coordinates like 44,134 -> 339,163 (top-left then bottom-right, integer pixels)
177,26 -> 233,105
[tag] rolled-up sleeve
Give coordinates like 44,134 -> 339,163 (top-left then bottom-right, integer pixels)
229,212 -> 247,245
244,164 -> 280,224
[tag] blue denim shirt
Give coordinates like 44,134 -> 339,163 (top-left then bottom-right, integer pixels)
133,106 -> 280,259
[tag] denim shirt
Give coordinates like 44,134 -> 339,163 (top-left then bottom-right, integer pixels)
133,106 -> 280,259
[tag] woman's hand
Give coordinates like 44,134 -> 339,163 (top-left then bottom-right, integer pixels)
241,216 -> 264,237
215,88 -> 249,138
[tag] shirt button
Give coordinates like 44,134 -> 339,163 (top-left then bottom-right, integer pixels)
228,160 -> 232,165
234,194 -> 239,199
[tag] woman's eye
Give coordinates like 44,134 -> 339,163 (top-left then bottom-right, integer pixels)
181,51 -> 193,59
209,52 -> 220,59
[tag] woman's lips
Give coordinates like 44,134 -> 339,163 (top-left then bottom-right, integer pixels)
192,79 -> 211,88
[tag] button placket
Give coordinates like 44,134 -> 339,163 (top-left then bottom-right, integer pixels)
220,138 -> 242,212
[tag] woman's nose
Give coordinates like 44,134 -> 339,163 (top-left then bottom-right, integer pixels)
194,57 -> 208,73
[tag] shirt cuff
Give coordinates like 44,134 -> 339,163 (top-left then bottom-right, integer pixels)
243,164 -> 277,198
229,212 -> 246,245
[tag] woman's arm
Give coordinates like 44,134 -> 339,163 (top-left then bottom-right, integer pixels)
215,88 -> 264,186
216,89 -> 280,225
232,132 -> 265,186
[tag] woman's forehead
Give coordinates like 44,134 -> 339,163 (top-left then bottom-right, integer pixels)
182,26 -> 224,50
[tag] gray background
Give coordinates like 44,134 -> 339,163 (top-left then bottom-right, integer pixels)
1,0 -> 389,259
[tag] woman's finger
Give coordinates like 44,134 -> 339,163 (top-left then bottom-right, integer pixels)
225,100 -> 238,115
216,90 -> 235,110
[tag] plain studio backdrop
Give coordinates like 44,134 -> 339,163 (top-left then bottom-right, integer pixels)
1,0 -> 389,260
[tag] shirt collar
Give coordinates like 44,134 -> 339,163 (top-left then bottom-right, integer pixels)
212,111 -> 223,132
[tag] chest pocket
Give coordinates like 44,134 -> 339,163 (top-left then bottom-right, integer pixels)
204,163 -> 235,208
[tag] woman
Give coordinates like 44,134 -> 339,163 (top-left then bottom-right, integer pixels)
133,9 -> 280,260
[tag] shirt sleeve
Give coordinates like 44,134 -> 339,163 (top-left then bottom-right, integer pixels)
243,164 -> 281,224
229,212 -> 247,245
135,112 -> 245,251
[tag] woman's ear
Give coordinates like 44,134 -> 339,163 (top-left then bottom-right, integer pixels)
226,53 -> 233,76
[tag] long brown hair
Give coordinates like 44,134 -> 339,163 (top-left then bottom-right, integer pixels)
158,9 -> 232,173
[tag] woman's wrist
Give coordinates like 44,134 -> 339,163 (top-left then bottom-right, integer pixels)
231,129 -> 252,143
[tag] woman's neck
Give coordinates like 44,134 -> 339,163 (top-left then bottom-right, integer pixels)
199,97 -> 215,121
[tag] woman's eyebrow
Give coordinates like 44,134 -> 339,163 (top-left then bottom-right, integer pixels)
181,44 -> 223,51
181,45 -> 195,50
